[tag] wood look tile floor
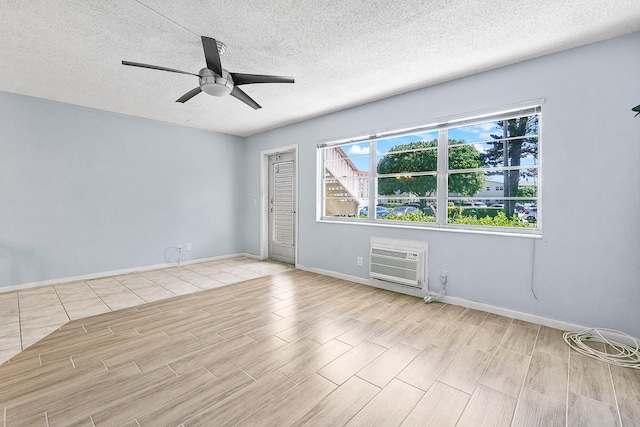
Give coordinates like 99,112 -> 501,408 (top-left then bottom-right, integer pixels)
1,263 -> 639,426
0,257 -> 292,364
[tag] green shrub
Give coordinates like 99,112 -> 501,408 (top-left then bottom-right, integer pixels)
449,211 -> 528,227
375,210 -> 529,228
381,213 -> 436,222
448,206 -> 501,219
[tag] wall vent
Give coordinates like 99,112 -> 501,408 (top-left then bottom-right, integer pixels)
369,237 -> 427,289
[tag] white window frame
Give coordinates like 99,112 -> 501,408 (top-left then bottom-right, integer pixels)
317,101 -> 543,236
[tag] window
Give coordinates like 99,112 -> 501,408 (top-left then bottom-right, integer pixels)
321,142 -> 370,218
318,103 -> 541,233
376,131 -> 438,223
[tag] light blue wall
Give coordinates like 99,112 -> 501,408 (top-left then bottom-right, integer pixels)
0,92 -> 244,288
244,33 -> 640,337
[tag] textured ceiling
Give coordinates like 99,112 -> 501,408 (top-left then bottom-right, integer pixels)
1,1 -> 639,137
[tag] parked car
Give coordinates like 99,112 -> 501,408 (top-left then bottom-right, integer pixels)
523,206 -> 537,223
359,206 -> 389,218
461,202 -> 487,208
389,205 -> 420,216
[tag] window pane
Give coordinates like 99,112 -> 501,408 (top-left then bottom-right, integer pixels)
449,122 -> 503,142
448,169 -> 538,199
376,131 -> 438,221
447,141 -> 485,171
323,143 -> 370,219
324,176 -> 368,198
378,131 -> 438,155
324,174 -> 368,218
356,201 -> 372,218
449,115 -> 539,170
449,115 -> 538,141
447,167 -> 538,228
359,204 -> 393,219
447,171 -> 486,197
377,175 -> 437,200
377,132 -> 439,175
323,197 -> 360,218
516,172 -> 538,200
447,199 -> 537,227
518,140 -> 539,167
324,143 -> 370,177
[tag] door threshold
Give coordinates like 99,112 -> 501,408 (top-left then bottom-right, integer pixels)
266,258 -> 295,267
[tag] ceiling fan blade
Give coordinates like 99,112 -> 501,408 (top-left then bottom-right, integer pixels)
122,60 -> 199,77
176,87 -> 202,103
230,87 -> 261,110
231,73 -> 295,86
201,36 -> 223,76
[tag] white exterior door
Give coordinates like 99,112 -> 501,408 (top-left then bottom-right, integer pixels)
268,151 -> 296,264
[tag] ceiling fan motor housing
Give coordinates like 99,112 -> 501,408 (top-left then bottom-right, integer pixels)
199,68 -> 233,97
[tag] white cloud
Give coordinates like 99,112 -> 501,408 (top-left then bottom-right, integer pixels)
475,144 -> 488,154
460,123 -> 496,134
460,122 -> 495,136
348,144 -> 369,155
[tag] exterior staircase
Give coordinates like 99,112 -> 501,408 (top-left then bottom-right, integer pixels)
323,146 -> 368,216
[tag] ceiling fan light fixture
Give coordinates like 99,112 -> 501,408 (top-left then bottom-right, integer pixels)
199,68 -> 233,97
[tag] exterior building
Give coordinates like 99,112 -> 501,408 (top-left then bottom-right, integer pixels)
323,146 -> 368,216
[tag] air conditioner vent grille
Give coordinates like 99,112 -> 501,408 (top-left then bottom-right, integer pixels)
371,248 -> 419,261
370,263 -> 418,282
369,238 -> 428,289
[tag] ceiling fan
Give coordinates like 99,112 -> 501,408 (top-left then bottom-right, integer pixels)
122,36 -> 294,109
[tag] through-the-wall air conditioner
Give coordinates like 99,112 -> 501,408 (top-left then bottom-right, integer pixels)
369,237 -> 427,289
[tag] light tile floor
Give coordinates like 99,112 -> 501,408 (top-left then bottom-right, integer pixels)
0,257 -> 292,364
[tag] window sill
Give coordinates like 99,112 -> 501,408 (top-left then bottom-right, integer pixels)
317,217 -> 542,239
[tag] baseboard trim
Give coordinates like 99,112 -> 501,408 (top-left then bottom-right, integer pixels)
1,253 -> 246,293
437,294 -> 585,333
295,263 -> 639,343
296,264 -> 370,286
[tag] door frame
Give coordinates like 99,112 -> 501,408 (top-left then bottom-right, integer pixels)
260,144 -> 298,265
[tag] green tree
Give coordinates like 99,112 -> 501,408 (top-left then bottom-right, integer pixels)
517,186 -> 537,196
483,116 -> 539,217
448,140 -> 485,196
377,139 -> 484,207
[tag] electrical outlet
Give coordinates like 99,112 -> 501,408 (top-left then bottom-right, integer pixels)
440,270 -> 448,284
186,243 -> 192,251
356,256 -> 363,267
177,244 -> 182,252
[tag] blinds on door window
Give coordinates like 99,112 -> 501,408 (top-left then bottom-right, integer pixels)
273,161 -> 295,245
